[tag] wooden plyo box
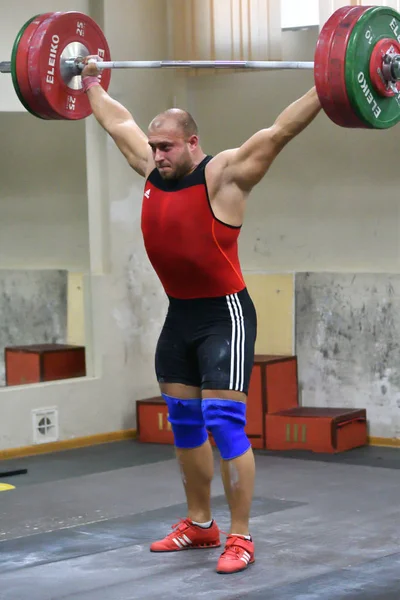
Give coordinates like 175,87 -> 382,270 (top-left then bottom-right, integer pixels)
136,398 -> 174,445
5,344 -> 86,386
265,407 -> 368,454
246,355 -> 298,447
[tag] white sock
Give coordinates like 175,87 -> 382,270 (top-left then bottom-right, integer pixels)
231,533 -> 251,540
192,519 -> 213,528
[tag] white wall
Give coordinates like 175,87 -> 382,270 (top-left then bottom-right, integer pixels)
0,1 -> 90,270
0,114 -> 89,269
95,0 -> 184,401
0,0 -> 181,450
187,30 -> 400,274
1,10 -> 399,448
185,27 -> 400,438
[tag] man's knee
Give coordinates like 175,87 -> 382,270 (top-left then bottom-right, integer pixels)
202,398 -> 251,460
163,394 -> 208,449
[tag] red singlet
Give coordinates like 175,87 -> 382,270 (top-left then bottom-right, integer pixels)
141,156 -> 246,299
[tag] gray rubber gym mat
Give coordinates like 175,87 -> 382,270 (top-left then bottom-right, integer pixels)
238,552 -> 400,600
0,441 -> 176,486
2,543 -> 399,600
2,495 -> 304,573
258,446 -> 400,469
1,443 -> 400,492
1,452 -> 399,600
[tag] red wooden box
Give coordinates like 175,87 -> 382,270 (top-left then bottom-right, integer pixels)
136,398 -> 174,444
5,344 -> 86,386
247,355 -> 298,445
265,407 -> 368,453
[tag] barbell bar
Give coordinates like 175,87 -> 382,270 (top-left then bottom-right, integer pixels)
1,7 -> 400,127
1,60 -> 316,73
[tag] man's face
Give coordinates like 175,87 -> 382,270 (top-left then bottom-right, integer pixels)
148,122 -> 197,180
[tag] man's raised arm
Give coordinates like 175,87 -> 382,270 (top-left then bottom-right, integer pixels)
83,59 -> 150,177
226,87 -> 321,191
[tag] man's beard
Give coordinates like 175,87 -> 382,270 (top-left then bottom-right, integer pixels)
159,162 -> 189,180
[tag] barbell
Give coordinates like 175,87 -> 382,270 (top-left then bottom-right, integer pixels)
1,6 -> 400,128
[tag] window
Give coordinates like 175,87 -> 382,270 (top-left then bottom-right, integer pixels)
281,0 -> 319,29
169,0 -> 282,62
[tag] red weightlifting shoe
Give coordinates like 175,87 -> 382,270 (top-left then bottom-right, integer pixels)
150,518 -> 221,552
216,535 -> 255,574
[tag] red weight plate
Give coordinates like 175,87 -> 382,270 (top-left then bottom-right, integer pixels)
369,38 -> 400,97
315,6 -> 369,128
327,6 -> 371,128
15,13 -> 63,120
28,11 -> 111,120
315,7 -> 358,126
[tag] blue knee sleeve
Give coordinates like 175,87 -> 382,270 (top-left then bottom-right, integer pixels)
202,399 -> 251,460
162,394 -> 208,449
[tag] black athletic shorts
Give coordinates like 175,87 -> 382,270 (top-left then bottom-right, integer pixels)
155,288 -> 257,394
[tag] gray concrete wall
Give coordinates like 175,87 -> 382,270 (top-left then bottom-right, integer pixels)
0,270 -> 67,385
296,273 -> 400,438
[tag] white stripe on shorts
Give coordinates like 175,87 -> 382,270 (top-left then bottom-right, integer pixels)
226,293 -> 245,392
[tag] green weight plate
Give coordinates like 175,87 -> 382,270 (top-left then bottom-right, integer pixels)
11,15 -> 43,118
345,6 -> 400,129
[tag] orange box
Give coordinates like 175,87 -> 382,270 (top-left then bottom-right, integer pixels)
247,355 -> 299,446
249,355 -> 299,415
136,398 -> 174,444
136,397 -> 264,449
265,407 -> 367,453
5,344 -> 86,386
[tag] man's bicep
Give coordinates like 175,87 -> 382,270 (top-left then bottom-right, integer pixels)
109,120 -> 150,177
228,128 -> 283,191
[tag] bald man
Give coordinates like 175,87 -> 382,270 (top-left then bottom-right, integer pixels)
82,59 -> 321,575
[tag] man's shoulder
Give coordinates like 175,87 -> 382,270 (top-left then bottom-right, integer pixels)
207,148 -> 237,167
205,149 -> 238,185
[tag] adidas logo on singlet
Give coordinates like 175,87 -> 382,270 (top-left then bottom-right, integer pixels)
144,189 -> 151,198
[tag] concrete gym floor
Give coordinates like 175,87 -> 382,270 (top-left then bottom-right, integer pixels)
0,442 -> 399,599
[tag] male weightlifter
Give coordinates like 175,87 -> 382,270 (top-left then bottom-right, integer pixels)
81,60 -> 321,574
